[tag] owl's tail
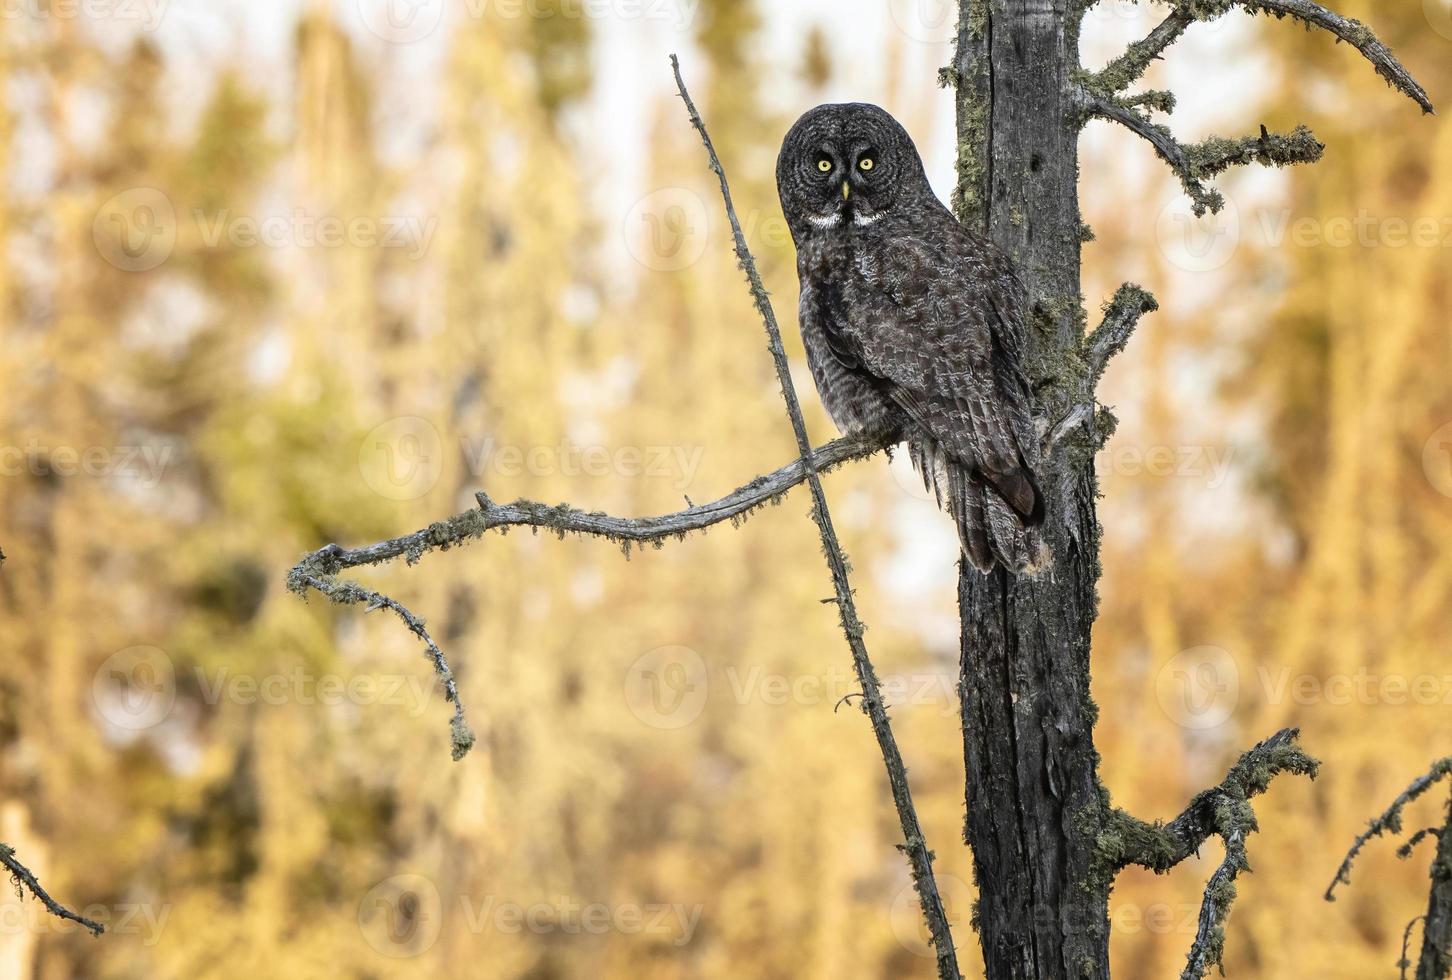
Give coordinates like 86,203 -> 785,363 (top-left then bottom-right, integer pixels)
911,441 -> 1051,576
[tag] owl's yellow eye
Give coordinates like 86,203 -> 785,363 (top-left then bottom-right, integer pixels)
859,158 -> 875,171
816,158 -> 832,173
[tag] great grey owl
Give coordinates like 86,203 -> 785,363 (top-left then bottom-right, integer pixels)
776,103 -> 1049,575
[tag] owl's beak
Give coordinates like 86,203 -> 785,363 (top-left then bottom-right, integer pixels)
841,181 -> 851,201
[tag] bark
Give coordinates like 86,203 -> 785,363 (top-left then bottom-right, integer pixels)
1416,794 -> 1452,980
948,1 -> 1425,977
953,3 -> 1111,977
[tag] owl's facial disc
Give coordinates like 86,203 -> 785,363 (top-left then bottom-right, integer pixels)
778,103 -> 932,237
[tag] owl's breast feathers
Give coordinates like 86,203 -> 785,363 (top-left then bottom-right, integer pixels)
794,208 -> 1049,574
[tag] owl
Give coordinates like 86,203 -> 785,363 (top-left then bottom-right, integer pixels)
776,103 -> 1049,575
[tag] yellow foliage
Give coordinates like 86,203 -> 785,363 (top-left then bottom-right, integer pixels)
0,3 -> 1447,979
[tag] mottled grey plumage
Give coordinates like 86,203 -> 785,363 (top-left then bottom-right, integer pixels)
776,103 -> 1049,575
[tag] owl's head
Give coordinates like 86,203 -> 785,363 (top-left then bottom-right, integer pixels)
776,103 -> 931,236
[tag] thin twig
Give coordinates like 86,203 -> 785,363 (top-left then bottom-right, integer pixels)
287,434 -> 887,759
1093,7 -> 1195,93
0,843 -> 104,936
1241,0 -> 1433,114
1089,0 -> 1433,114
671,54 -> 962,980
1400,828 -> 1441,860
1326,758 -> 1452,901
300,574 -> 475,761
1401,915 -> 1425,980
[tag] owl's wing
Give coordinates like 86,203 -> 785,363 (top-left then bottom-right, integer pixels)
822,233 -> 1040,521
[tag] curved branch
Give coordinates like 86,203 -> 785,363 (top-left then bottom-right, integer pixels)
288,434 -> 884,584
287,433 -> 886,760
1242,0 -> 1433,114
1088,95 -> 1324,214
1326,758 -> 1452,901
1400,827 -> 1442,860
1100,728 -> 1318,874
1090,1 -> 1433,114
0,843 -> 104,937
298,573 -> 475,761
1097,729 -> 1317,979
1093,8 -> 1194,93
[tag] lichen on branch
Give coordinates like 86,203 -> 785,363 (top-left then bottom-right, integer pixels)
1087,0 -> 1433,114
287,433 -> 887,760
1095,729 -> 1319,979
1086,95 -> 1324,214
0,843 -> 105,937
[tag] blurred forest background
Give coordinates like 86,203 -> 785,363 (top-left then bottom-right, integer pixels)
0,0 -> 1448,977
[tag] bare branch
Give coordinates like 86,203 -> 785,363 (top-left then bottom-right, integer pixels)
1327,758 -> 1452,901
0,843 -> 104,937
1093,8 -> 1194,93
1051,282 -> 1158,453
1096,729 -> 1316,979
1087,282 -> 1159,381
1241,0 -> 1433,114
299,573 -> 475,761
1090,1 -> 1433,114
1087,95 -> 1324,214
1101,729 -> 1318,874
1182,822 -> 1251,980
671,54 -> 962,980
287,433 -> 886,759
1326,763 -> 1452,980
1401,915 -> 1425,980
1400,827 -> 1442,860
289,435 -> 883,582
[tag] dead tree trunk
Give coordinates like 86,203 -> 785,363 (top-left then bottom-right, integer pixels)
952,4 -> 1111,976
947,2 -> 1429,978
